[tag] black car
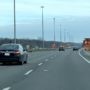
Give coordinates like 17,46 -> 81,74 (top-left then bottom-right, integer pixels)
72,46 -> 80,51
59,46 -> 65,51
0,44 -> 28,65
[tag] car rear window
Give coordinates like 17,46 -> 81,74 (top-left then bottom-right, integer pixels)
0,44 -> 19,50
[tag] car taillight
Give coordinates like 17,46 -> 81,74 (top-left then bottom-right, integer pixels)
14,50 -> 20,55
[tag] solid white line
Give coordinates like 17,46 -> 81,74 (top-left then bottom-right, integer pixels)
79,49 -> 90,63
2,87 -> 11,90
38,63 -> 43,66
24,70 -> 33,75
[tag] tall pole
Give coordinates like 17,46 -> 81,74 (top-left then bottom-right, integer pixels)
67,32 -> 70,42
41,6 -> 44,48
60,24 -> 62,42
14,0 -> 16,43
53,18 -> 56,45
64,29 -> 66,42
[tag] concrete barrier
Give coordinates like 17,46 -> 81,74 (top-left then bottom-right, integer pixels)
80,48 -> 90,60
28,48 -> 58,52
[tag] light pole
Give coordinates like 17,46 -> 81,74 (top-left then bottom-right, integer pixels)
53,18 -> 56,45
14,0 -> 16,43
60,24 -> 62,43
41,6 -> 44,48
64,29 -> 66,42
67,32 -> 70,42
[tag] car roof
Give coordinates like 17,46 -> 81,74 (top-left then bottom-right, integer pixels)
1,43 -> 22,46
2,43 -> 21,45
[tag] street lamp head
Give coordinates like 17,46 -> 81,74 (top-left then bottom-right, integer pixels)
53,17 -> 55,19
41,6 -> 44,8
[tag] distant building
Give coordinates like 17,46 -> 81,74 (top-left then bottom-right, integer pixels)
83,38 -> 90,51
51,43 -> 56,48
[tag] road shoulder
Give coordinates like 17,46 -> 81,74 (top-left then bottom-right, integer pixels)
79,49 -> 90,63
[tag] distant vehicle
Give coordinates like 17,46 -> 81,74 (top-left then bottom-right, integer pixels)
72,46 -> 80,51
59,46 -> 65,51
29,48 -> 33,52
0,44 -> 28,65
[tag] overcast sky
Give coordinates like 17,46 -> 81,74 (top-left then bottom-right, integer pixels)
0,0 -> 90,42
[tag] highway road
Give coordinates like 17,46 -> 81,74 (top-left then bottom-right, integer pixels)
0,49 -> 90,90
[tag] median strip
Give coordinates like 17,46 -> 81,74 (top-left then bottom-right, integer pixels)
24,70 -> 33,75
2,87 -> 11,90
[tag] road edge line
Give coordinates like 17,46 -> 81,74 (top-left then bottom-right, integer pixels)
79,49 -> 90,63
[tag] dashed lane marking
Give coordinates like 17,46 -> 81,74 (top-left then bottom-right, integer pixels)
24,70 -> 33,75
38,63 -> 43,66
2,87 -> 11,90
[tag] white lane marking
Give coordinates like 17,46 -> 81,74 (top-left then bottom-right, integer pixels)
38,63 -> 43,66
43,69 -> 48,72
45,59 -> 48,61
24,70 -> 33,75
2,87 -> 11,90
79,49 -> 90,63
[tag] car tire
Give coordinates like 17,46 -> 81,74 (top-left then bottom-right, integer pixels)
24,55 -> 28,64
18,61 -> 24,65
24,61 -> 27,64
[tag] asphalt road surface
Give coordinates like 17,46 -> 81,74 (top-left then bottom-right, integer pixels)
0,49 -> 90,90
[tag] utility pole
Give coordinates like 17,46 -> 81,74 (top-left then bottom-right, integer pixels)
41,6 -> 44,48
14,0 -> 16,43
60,24 -> 62,42
64,29 -> 66,42
53,18 -> 56,45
